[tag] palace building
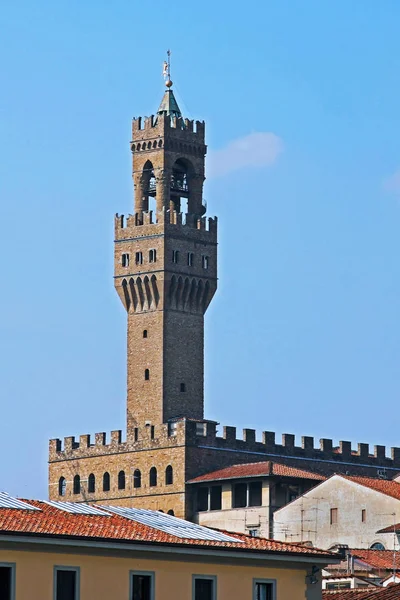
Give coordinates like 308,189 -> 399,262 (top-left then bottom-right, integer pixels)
48,76 -> 400,523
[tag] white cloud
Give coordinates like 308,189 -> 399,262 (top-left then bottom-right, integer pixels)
384,169 -> 400,195
207,132 -> 283,179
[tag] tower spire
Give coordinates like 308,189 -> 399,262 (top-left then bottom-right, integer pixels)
158,50 -> 181,118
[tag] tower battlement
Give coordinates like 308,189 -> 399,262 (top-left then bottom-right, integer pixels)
132,114 -> 205,140
114,210 -> 217,241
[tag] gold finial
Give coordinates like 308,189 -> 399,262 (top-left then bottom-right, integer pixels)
163,49 -> 173,88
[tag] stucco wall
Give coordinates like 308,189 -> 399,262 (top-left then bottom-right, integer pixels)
0,546 -> 314,600
273,476 -> 400,550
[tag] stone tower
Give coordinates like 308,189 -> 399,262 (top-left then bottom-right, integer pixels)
114,85 -> 217,430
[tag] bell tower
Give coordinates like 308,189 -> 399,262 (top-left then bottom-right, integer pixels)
114,77 -> 218,431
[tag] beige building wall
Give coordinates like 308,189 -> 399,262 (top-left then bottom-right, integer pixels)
273,476 -> 400,550
0,547 -> 315,600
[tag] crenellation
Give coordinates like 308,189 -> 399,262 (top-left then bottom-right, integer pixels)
184,118 -> 193,132
282,434 -> 295,449
302,436 -> 314,452
339,440 -> 352,458
111,430 -> 122,445
79,434 -> 91,449
95,432 -> 106,446
243,428 -> 256,444
223,426 -> 236,443
392,447 -> 400,461
374,445 -> 386,460
358,443 -> 370,459
320,438 -> 333,455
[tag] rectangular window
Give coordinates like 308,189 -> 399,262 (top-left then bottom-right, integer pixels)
361,509 -> 366,523
54,567 -> 80,600
172,250 -> 179,263
188,252 -> 194,266
210,485 -> 222,510
168,422 -> 177,437
233,482 -> 247,508
248,481 -> 262,507
149,249 -> 156,263
196,422 -> 206,436
130,571 -> 154,600
330,508 -> 338,525
150,425 -> 155,439
197,487 -> 209,512
135,251 -> 143,265
193,575 -> 216,600
202,255 -> 209,269
134,427 -> 139,442
253,580 -> 275,600
0,564 -> 15,600
122,253 -> 130,267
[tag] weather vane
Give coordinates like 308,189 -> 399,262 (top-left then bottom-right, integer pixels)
162,49 -> 173,88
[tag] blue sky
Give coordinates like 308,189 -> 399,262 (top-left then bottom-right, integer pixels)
1,0 -> 400,498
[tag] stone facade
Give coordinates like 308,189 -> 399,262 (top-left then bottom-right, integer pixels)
48,84 -> 400,520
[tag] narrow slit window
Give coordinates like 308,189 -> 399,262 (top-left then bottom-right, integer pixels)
362,509 -> 366,523
188,252 -> 194,266
122,253 -> 130,267
135,251 -> 143,265
103,472 -> 110,492
134,427 -> 139,442
330,507 -> 338,525
149,249 -> 157,263
202,255 -> 209,269
88,473 -> 95,493
143,330 -> 148,338
180,382 -> 186,393
150,425 -> 155,439
73,475 -> 80,495
144,369 -> 150,381
172,250 -> 179,264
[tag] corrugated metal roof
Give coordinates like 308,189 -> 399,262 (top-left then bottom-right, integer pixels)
0,491 -> 40,511
44,500 -> 111,516
102,505 -> 242,542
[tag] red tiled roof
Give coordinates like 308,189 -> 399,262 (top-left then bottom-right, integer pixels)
378,523 -> 400,534
322,585 -> 400,599
0,499 -> 333,558
342,476 -> 400,501
187,461 -> 326,484
350,549 -> 400,571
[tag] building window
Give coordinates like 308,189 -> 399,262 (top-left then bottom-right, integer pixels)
144,369 -> 150,381
370,542 -> 385,550
197,487 -> 209,512
135,251 -> 143,265
202,255 -> 209,269
149,249 -> 156,263
122,253 -> 130,267
118,470 -> 126,490
149,467 -> 157,487
249,482 -> 262,507
180,382 -> 186,393
188,252 -> 194,266
248,529 -> 259,538
133,469 -> 141,488
330,508 -> 338,525
88,473 -> 95,493
130,571 -> 154,600
0,563 -> 15,600
54,566 -> 80,600
165,465 -> 173,485
167,509 -> 174,516
362,509 -> 366,523
168,422 -> 177,437
210,486 -> 222,510
172,250 -> 179,263
58,477 -> 66,497
103,472 -> 110,492
150,425 -> 155,439
143,330 -> 148,338
253,579 -> 275,600
193,575 -> 216,600
233,483 -> 247,508
73,475 -> 80,495
196,422 -> 206,436
134,427 -> 139,442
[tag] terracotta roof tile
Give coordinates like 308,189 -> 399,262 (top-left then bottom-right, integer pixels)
342,476 -> 400,501
187,461 -> 326,484
322,585 -> 400,599
0,498 -> 333,558
350,549 -> 400,571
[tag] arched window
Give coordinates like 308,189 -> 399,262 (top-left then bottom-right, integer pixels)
167,509 -> 175,516
370,542 -> 385,550
133,469 -> 141,488
73,474 -> 80,495
165,465 -> 173,485
145,369 -> 150,381
118,470 -> 126,490
88,473 -> 95,493
103,472 -> 110,492
149,467 -> 157,487
143,329 -> 148,338
58,477 -> 66,496
149,249 -> 157,263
